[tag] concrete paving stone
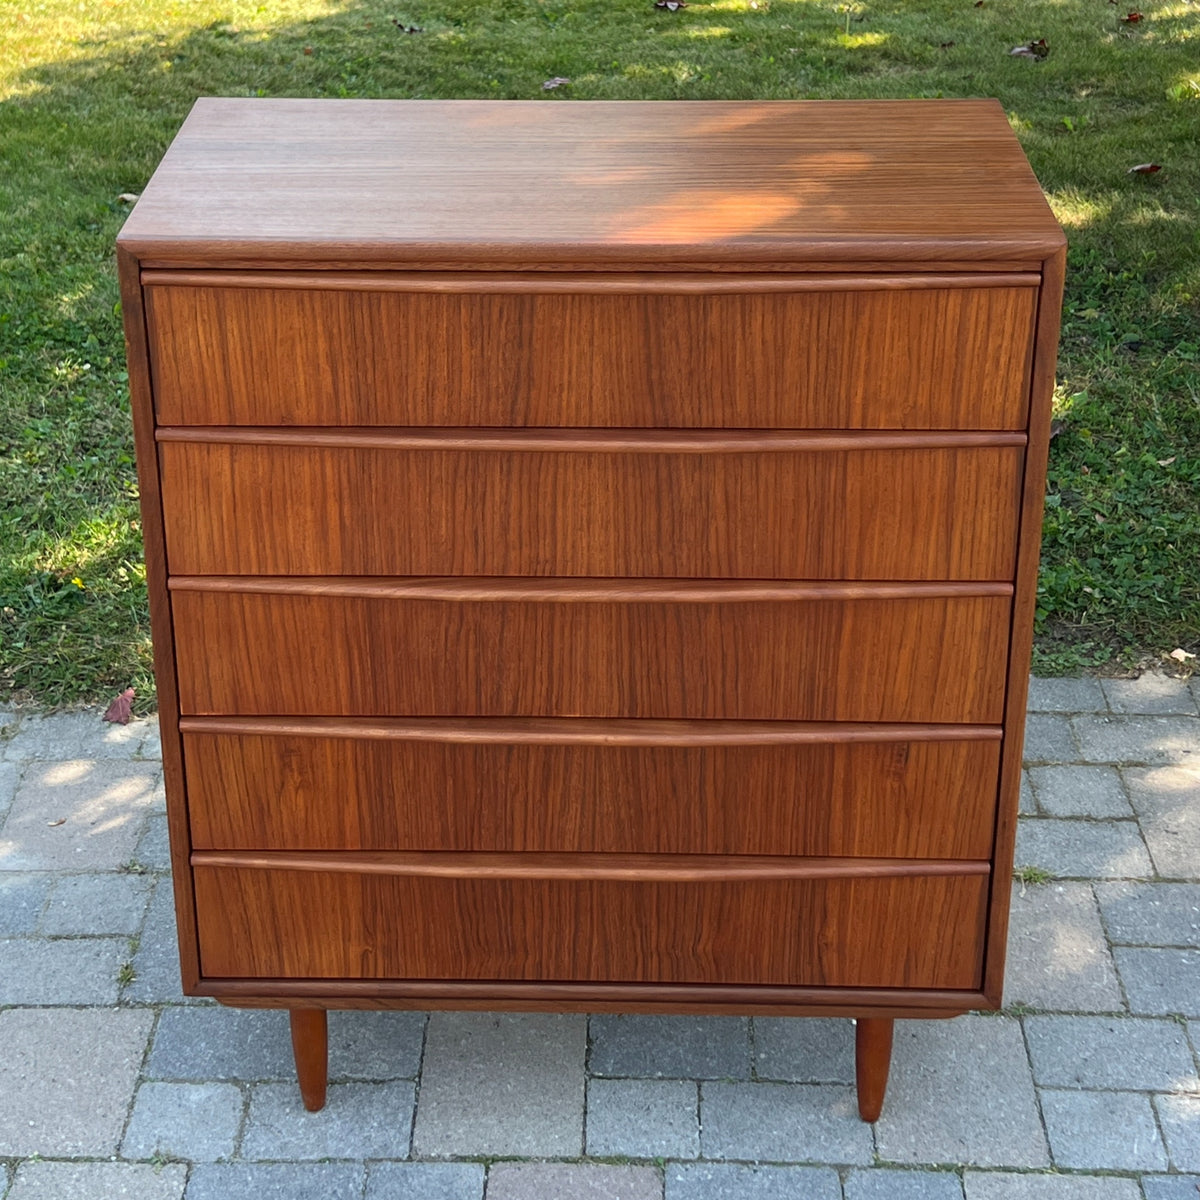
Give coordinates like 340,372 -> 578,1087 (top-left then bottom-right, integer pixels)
1124,764 -> 1200,878
699,1082 -> 872,1164
365,1162 -> 484,1200
148,1005 -> 292,1079
873,1016 -> 1049,1168
185,1163 -> 365,1200
1097,881 -> 1200,947
413,1012 -> 585,1157
124,876 -> 206,1004
139,715 -> 162,761
752,1017 -> 854,1083
485,1163 -> 662,1200
1039,1087 -> 1167,1170
0,873 -> 50,935
7,1162 -> 187,1200
121,1081 -> 243,1162
586,1078 -> 699,1158
589,1014 -> 751,1079
1028,676 -> 1108,714
0,935 -> 126,1004
1156,1093 -> 1200,1172
40,870 -> 152,934
1142,1178 -> 1200,1200
1023,1015 -> 1199,1090
0,1007 -> 153,1155
135,812 -> 171,870
664,1163 -> 841,1200
1072,715 -> 1200,765
1019,771 -> 1037,815
2,710 -> 156,760
963,1173 -> 1143,1200
242,1080 -> 414,1159
1014,818 -> 1152,878
1021,715 -> 1078,764
1026,766 -> 1133,818
0,760 -> 18,821
843,1168 -> 965,1200
1003,881 -> 1122,1012
329,1009 -> 426,1079
1115,948 -> 1200,1016
0,759 -> 162,870
1104,672 -> 1199,716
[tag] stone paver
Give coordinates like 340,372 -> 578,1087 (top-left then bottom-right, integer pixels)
486,1164 -> 662,1200
1097,880 -> 1200,946
1114,947 -> 1200,1016
1003,881 -> 1122,1011
413,1013 -> 585,1157
7,1161 -> 187,1200
0,759 -> 161,870
0,1007 -> 153,1155
586,1078 -> 699,1159
1155,1093 -> 1200,1172
364,1162 -> 484,1200
1028,676 -> 1107,713
1039,1087 -> 1168,1170
1022,714 -> 1078,762
135,812 -> 171,870
1124,763 -> 1200,877
0,935 -> 126,1004
843,1169 -> 965,1200
590,1015 -> 751,1079
148,1005 -> 291,1079
1073,715 -> 1200,764
700,1081 -> 872,1164
40,871 -> 152,934
124,876 -> 202,1004
328,1010 -> 426,1080
873,1016 -> 1049,1167
1104,672 -> 1199,716
1014,818 -> 1152,878
0,873 -> 51,935
753,1017 -> 854,1083
1,710 -> 152,760
1024,1015 -> 1200,1090
0,760 -> 18,820
1027,765 -> 1133,817
185,1163 -> 366,1200
1019,770 -> 1037,814
1142,1179 -> 1200,1200
665,1164 -> 841,1200
242,1081 -> 415,1160
963,1173 -> 1143,1200
121,1081 -> 243,1162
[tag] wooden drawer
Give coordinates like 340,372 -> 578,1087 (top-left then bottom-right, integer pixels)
169,579 -> 1011,722
158,431 -> 1024,580
182,718 -> 1001,858
192,856 -> 989,988
144,276 -> 1036,429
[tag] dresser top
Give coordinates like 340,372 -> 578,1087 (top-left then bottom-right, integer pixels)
118,98 -> 1064,269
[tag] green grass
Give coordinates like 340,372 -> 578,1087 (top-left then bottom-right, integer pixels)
2,0 -> 1198,706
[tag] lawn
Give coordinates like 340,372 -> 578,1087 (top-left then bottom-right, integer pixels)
1,0 -> 1198,708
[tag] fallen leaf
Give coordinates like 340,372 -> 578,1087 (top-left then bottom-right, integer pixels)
1168,647 -> 1196,662
116,193 -> 140,205
1121,10 -> 1143,21
1080,465 -> 1090,474
654,0 -> 687,10
974,0 -> 984,6
391,19 -> 423,32
1157,456 -> 1177,466
1010,39 -> 1049,58
303,45 -> 313,54
1094,512 -> 1107,523
47,818 -> 66,827
542,76 -> 570,90
940,40 -> 956,48
1050,418 -> 1066,438
103,687 -> 135,725
1128,162 -> 1162,174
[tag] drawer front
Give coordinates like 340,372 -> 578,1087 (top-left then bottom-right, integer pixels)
192,863 -> 988,988
158,434 -> 1024,580
183,722 -> 1001,858
145,281 -> 1036,428
169,581 -> 1010,722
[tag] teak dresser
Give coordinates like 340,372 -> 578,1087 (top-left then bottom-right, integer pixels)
118,98 -> 1065,1120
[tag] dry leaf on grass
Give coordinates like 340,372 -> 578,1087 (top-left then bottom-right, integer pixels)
103,687 -> 135,725
542,76 -> 570,90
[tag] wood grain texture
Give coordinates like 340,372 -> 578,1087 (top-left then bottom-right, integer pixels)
145,283 -> 1036,428
169,583 -> 1011,722
157,435 -> 1024,579
192,864 -> 988,988
182,723 -> 1000,858
982,247 -> 1068,1005
115,99 -> 1065,268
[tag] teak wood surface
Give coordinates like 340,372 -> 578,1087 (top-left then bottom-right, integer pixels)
116,97 -> 1066,1122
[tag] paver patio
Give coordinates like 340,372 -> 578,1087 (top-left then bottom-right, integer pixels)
1,673 -> 1198,1199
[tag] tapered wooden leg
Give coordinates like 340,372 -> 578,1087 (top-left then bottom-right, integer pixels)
290,1008 -> 328,1112
855,1017 -> 894,1123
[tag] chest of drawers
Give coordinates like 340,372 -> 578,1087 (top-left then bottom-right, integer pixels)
118,98 -> 1064,1120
